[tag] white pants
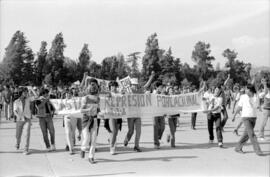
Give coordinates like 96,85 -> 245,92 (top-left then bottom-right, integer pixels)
64,116 -> 78,151
81,119 -> 98,158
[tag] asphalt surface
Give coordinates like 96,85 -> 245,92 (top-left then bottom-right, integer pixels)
0,110 -> 269,177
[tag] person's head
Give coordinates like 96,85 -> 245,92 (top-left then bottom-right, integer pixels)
39,88 -> 50,98
246,84 -> 256,97
173,85 -> 178,92
65,90 -> 72,99
87,78 -> 99,95
4,84 -> 10,90
167,87 -> 174,95
109,81 -> 119,93
214,85 -> 222,97
155,81 -> 163,93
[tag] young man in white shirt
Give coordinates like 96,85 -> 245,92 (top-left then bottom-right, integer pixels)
233,84 -> 263,156
13,88 -> 33,155
204,86 -> 224,148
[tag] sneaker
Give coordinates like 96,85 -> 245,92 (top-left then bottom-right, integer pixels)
154,145 -> 160,149
69,150 -> 75,155
208,140 -> 214,144
80,151 -> 85,158
167,134 -> 170,143
134,146 -> 142,152
234,148 -> 245,154
218,142 -> 223,148
65,145 -> 69,151
88,158 -> 96,164
51,145 -> 56,151
256,151 -> 264,156
46,147 -> 51,152
233,129 -> 239,136
110,147 -> 116,155
23,150 -> 30,155
124,140 -> 128,147
15,144 -> 20,150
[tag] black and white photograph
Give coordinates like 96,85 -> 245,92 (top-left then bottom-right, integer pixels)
0,0 -> 269,176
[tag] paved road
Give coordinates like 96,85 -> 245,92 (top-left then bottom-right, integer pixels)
0,110 -> 269,177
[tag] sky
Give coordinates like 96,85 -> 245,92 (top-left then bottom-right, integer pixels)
0,0 -> 269,68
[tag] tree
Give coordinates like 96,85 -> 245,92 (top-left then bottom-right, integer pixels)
45,32 -> 66,85
142,33 -> 164,82
159,47 -> 177,85
222,48 -> 251,85
127,52 -> 141,78
78,44 -> 91,79
2,31 -> 35,85
192,41 -> 215,80
34,41 -> 47,86
89,61 -> 102,78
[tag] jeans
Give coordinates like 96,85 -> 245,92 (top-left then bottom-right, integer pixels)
109,118 -> 121,149
207,113 -> 223,143
16,118 -> 31,150
153,116 -> 165,146
168,117 -> 177,147
259,109 -> 270,138
38,117 -> 55,148
81,118 -> 98,159
64,116 -> 78,151
125,118 -> 141,148
221,106 -> 228,128
235,118 -> 262,154
191,113 -> 197,128
4,102 -> 12,120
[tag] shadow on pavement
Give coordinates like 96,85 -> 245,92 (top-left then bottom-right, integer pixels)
98,155 -> 197,163
61,172 -> 136,177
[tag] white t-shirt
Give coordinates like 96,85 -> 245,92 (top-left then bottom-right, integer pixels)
208,96 -> 223,113
237,94 -> 259,118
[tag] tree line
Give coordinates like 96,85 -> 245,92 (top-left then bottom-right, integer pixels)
0,31 -> 269,88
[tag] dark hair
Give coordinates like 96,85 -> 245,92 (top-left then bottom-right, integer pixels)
109,81 -> 118,89
39,88 -> 49,96
246,84 -> 256,94
155,81 -> 162,88
89,78 -> 98,85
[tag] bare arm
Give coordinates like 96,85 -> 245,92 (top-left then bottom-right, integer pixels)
143,71 -> 155,89
223,74 -> 230,86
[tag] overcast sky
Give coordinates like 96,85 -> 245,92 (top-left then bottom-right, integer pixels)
0,0 -> 269,68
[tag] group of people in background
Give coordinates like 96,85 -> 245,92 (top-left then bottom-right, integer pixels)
0,72 -> 269,163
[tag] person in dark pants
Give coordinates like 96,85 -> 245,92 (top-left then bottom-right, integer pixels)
35,88 -> 56,152
152,81 -> 165,149
233,84 -> 263,156
204,86 -> 224,148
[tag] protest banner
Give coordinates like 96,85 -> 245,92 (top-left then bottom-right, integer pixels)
117,76 -> 132,93
50,92 -> 206,119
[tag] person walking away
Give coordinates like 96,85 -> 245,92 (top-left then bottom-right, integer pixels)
14,87 -> 33,155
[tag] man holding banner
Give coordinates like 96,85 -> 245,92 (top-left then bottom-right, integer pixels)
152,81 -> 166,149
80,78 -> 100,164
